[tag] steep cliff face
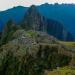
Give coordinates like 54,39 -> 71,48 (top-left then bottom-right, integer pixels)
47,19 -> 74,41
21,5 -> 74,41
38,3 -> 75,38
21,5 -> 46,31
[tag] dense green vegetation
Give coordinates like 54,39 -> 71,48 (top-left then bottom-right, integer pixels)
0,20 -> 21,46
0,44 -> 72,75
0,25 -> 73,75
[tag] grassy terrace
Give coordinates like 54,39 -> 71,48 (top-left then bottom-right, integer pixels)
58,41 -> 75,51
48,66 -> 75,75
59,41 -> 75,47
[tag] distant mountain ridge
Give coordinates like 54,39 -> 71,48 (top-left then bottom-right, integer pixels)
38,3 -> 75,35
21,5 -> 74,41
0,4 -> 75,40
0,6 -> 28,31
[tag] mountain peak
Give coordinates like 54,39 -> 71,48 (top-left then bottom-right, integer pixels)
25,5 -> 38,16
21,5 -> 45,31
21,6 -> 74,41
30,5 -> 36,9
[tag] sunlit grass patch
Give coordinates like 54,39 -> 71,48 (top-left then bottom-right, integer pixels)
48,66 -> 75,75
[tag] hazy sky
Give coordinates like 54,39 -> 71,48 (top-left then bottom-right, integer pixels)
0,0 -> 75,11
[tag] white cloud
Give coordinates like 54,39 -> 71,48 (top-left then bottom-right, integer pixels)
0,0 -> 75,11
